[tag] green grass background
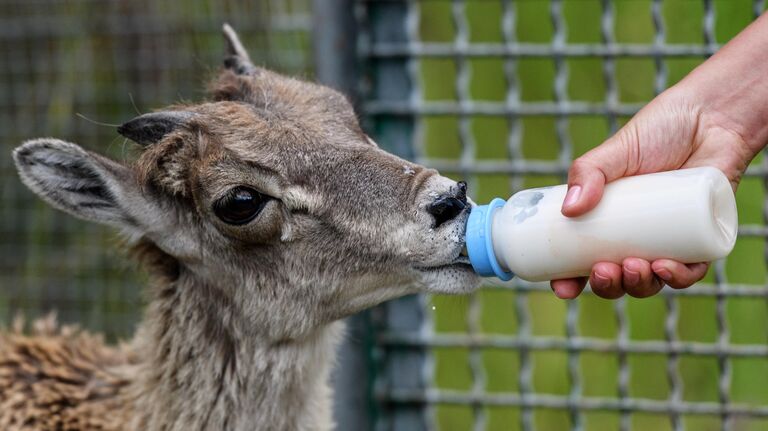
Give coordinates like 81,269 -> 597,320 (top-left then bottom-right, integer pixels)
414,1 -> 768,430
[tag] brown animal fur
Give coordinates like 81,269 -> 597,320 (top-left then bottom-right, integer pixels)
0,316 -> 136,430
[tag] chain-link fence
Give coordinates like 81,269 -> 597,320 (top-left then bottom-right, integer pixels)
356,1 -> 768,430
3,1 -> 768,430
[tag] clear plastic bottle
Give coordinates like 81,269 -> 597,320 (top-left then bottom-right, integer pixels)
465,167 -> 738,282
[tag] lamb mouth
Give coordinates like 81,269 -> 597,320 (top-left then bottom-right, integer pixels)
415,254 -> 472,271
452,254 -> 471,265
452,243 -> 470,265
413,242 -> 472,271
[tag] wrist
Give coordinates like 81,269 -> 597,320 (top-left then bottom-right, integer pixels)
670,15 -> 768,156
656,83 -> 757,190
670,73 -> 766,158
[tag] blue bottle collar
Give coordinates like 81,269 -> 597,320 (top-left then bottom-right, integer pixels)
465,198 -> 514,281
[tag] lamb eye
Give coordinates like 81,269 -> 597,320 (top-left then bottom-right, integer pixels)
213,186 -> 266,225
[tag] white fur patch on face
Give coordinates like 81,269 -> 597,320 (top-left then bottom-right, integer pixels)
282,186 -> 323,214
280,222 -> 294,242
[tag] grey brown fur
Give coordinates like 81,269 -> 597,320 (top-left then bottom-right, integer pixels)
3,24 -> 479,430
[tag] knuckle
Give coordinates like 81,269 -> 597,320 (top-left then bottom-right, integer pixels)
568,158 -> 594,182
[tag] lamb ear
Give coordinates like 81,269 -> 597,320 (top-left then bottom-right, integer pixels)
222,23 -> 256,75
117,111 -> 194,146
13,139 -> 139,229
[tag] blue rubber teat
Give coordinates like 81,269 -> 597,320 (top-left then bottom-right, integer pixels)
465,198 -> 514,281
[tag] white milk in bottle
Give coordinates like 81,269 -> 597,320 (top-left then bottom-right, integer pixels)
465,167 -> 738,282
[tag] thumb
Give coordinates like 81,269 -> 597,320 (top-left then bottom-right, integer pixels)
561,131 -> 635,217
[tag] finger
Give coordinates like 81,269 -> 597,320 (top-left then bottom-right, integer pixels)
562,128 -> 636,218
622,258 -> 664,298
652,259 -> 709,289
589,262 -> 625,299
551,277 -> 588,299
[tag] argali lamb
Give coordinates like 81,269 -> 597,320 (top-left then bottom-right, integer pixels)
2,24 -> 479,430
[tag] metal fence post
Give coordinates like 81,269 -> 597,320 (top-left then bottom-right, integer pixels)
359,2 -> 430,431
313,2 -> 428,429
312,2 -> 373,430
312,0 -> 359,101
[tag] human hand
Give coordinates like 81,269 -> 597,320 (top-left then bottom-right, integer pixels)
550,88 -> 755,299
548,13 -> 768,299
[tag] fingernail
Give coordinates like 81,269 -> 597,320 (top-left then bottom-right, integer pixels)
563,185 -> 582,209
591,272 -> 610,289
624,268 -> 640,285
655,268 -> 672,281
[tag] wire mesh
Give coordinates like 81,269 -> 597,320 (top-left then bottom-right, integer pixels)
358,1 -> 768,430
0,0 -> 312,340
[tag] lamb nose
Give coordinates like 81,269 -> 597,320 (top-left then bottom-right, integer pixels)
427,182 -> 468,228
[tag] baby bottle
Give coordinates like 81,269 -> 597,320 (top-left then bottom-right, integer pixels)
465,167 -> 738,282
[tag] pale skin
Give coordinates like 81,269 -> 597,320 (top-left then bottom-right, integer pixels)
552,12 -> 768,300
